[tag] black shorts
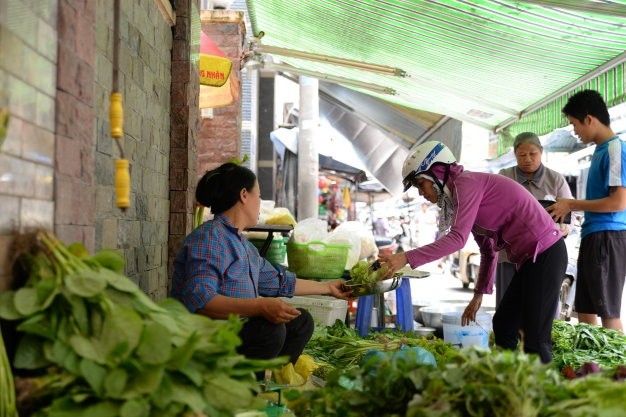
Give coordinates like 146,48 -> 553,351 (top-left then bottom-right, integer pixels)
575,230 -> 626,318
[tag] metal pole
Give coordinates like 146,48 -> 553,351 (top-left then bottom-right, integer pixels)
297,76 -> 320,221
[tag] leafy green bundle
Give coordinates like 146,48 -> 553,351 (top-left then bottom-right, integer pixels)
344,261 -> 391,296
552,320 -> 626,370
0,325 -> 17,417
348,261 -> 388,285
0,231 -> 283,417
290,346 -> 626,417
304,321 -> 459,374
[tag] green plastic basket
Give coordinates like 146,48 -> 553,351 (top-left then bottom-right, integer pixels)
249,237 -> 288,265
286,241 -> 350,279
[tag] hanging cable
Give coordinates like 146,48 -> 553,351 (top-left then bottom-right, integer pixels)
110,0 -> 130,210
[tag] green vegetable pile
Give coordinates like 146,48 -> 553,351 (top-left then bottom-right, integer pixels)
348,261 -> 388,284
290,347 -> 626,417
304,321 -> 459,374
407,348 -> 626,417
1,325 -> 17,417
552,320 -> 626,370
288,345 -> 436,417
0,231 -> 283,417
345,261 -> 390,296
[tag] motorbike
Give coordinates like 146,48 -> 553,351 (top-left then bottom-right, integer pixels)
449,236 -> 480,289
557,223 -> 580,321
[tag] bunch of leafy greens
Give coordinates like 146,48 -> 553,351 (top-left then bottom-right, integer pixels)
290,346 -> 626,417
304,321 -> 459,374
407,348 -> 626,417
0,324 -> 17,417
0,231 -> 284,417
346,261 -> 390,296
287,344 -> 437,417
552,320 -> 626,370
348,261 -> 388,285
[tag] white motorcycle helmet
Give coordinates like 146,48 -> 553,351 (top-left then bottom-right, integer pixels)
402,141 -> 456,192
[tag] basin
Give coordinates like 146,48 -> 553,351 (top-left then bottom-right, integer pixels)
419,304 -> 466,330
412,300 -> 466,324
420,304 -> 495,331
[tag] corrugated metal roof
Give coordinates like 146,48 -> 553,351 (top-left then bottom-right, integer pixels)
246,0 -> 626,150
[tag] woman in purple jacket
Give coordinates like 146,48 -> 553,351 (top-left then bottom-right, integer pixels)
380,141 -> 567,363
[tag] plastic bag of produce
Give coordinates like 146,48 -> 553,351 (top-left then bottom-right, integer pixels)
326,228 -> 361,269
293,218 -> 329,243
265,207 -> 297,226
333,221 -> 378,259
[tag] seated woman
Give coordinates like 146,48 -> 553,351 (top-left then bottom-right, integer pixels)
171,162 -> 351,366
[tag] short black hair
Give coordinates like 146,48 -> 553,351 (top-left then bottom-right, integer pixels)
196,162 -> 257,214
562,89 -> 611,127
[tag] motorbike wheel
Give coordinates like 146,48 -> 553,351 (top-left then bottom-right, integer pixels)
557,276 -> 574,321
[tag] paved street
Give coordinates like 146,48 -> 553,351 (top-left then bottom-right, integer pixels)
408,261 -> 495,311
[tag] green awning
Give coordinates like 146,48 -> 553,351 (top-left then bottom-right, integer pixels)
499,62 -> 626,153
246,0 -> 626,153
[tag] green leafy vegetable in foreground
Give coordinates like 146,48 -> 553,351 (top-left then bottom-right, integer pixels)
1,231 -> 284,417
552,320 -> 626,370
291,347 -> 626,417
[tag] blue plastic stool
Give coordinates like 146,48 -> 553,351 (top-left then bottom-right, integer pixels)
355,277 -> 413,337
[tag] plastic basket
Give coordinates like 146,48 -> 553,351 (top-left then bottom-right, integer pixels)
249,237 -> 288,265
286,241 -> 350,279
283,295 -> 348,326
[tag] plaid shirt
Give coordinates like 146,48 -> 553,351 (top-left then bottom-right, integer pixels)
171,214 -> 296,313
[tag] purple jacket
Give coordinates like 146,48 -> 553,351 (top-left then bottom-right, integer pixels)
405,165 -> 561,294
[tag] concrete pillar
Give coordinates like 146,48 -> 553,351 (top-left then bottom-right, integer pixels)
297,76 -> 319,221
257,75 -> 275,200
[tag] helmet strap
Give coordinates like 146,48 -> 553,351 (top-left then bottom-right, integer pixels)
426,163 -> 451,193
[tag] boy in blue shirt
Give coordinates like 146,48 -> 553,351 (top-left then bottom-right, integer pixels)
550,90 -> 626,332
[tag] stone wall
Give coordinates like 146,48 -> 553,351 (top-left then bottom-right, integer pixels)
0,0 -> 58,291
93,0 -> 173,300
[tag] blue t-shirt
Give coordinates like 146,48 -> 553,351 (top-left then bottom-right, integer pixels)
582,136 -> 626,238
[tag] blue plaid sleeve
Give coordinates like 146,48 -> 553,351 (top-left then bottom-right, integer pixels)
257,256 -> 296,297
172,225 -> 233,312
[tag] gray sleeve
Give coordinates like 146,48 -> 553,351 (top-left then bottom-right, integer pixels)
555,174 -> 573,199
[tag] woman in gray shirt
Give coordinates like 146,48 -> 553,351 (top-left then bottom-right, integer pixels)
496,132 -> 573,306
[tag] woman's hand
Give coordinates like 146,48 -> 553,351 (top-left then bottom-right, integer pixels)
325,279 -> 353,300
378,252 -> 408,278
461,292 -> 483,326
259,298 -> 301,324
547,199 -> 573,223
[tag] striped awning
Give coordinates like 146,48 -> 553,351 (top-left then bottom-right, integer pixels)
246,0 -> 626,153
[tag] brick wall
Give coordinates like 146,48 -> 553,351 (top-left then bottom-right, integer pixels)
197,10 -> 244,175
0,1 -> 58,291
93,1 -> 173,300
55,0 -> 96,251
168,0 -> 201,291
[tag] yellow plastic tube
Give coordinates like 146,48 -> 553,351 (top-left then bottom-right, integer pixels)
109,92 -> 124,138
115,159 -> 130,209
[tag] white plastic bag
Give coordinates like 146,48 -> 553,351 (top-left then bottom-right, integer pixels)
326,229 -> 361,269
293,218 -> 329,243
333,221 -> 378,260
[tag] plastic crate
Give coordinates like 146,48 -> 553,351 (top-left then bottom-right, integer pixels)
283,295 -> 348,326
249,237 -> 288,265
286,241 -> 349,279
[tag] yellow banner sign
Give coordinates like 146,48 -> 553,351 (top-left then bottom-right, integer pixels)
199,54 -> 232,87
